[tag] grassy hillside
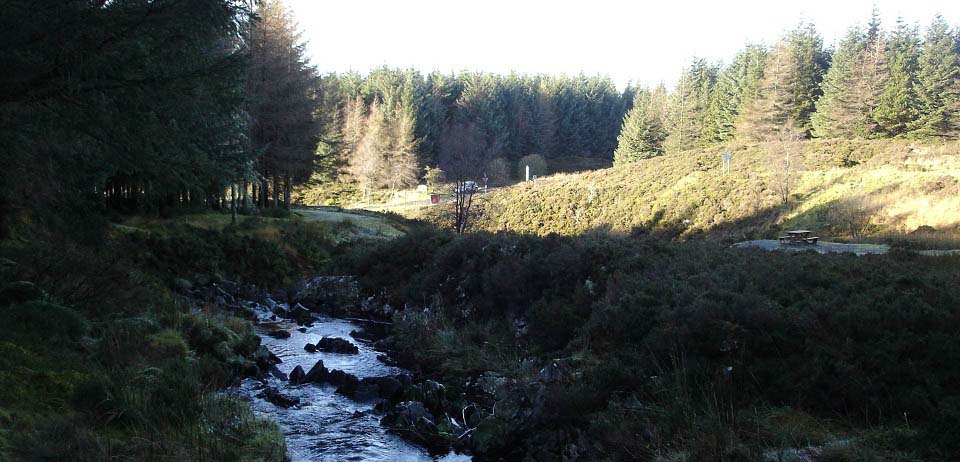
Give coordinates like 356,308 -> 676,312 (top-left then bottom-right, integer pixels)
452,139 -> 960,243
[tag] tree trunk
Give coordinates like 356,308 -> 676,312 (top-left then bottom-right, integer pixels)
272,177 -> 279,208
242,179 -> 249,213
230,183 -> 237,225
283,175 -> 291,210
261,177 -> 269,208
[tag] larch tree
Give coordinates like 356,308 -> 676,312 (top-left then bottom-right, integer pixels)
703,44 -> 767,143
737,41 -> 800,141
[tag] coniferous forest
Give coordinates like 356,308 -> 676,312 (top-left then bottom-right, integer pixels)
1,1 -> 960,462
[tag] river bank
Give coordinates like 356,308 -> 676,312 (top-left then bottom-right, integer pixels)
182,274 -> 474,461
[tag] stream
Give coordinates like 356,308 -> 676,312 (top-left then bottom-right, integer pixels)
234,311 -> 470,462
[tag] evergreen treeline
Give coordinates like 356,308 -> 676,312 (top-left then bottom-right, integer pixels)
318,70 -> 632,191
0,0 -> 321,232
615,13 -> 960,164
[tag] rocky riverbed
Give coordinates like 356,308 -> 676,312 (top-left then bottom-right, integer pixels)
235,312 -> 468,461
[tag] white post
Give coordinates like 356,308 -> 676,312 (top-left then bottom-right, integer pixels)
525,165 -> 530,182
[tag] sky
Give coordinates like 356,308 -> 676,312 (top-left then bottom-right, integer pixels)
286,0 -> 960,90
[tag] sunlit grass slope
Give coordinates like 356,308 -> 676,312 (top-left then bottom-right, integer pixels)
462,139 -> 960,242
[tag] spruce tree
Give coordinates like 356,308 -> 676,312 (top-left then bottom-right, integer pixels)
786,23 -> 829,135
874,19 -> 921,136
703,44 -> 766,143
910,15 -> 960,138
614,89 -> 668,164
666,59 -> 716,151
812,24 -> 888,138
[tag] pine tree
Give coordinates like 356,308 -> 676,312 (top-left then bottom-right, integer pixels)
614,89 -> 668,164
874,19 -> 921,136
910,15 -> 960,138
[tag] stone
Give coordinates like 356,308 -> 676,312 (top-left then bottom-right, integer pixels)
289,303 -> 312,323
289,365 -> 306,385
304,359 -> 329,383
267,329 -> 290,339
381,401 -> 434,429
349,329 -> 379,343
258,386 -> 299,408
315,337 -> 359,354
267,365 -> 288,381
304,343 -> 318,353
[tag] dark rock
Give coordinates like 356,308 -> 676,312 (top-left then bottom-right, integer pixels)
258,386 -> 299,408
254,345 -> 281,372
334,372 -> 360,395
315,337 -> 359,354
405,380 -> 446,416
267,329 -> 291,339
350,376 -> 403,402
271,304 -> 289,318
289,303 -> 312,323
349,329 -> 379,343
376,354 -> 397,366
298,327 -> 308,333
267,365 -> 288,381
351,410 -> 366,419
304,359 -> 329,383
304,343 -> 318,353
381,401 -> 434,428
289,365 -> 306,385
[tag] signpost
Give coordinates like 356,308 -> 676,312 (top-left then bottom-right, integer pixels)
721,151 -> 733,175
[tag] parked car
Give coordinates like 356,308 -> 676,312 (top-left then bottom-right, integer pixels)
457,181 -> 479,194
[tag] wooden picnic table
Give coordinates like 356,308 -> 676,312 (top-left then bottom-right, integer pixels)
779,230 -> 820,245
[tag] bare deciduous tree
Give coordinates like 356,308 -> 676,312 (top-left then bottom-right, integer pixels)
767,120 -> 804,205
439,123 -> 489,234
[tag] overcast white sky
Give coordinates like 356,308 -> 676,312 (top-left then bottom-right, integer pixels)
286,0 -> 960,89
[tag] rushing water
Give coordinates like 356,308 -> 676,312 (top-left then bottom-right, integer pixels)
235,313 -> 470,462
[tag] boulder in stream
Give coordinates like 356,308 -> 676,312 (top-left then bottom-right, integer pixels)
347,376 -> 404,402
267,329 -> 291,339
304,359 -> 329,383
258,386 -> 299,408
289,303 -> 312,323
289,365 -> 306,385
315,337 -> 359,354
304,343 -> 318,353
